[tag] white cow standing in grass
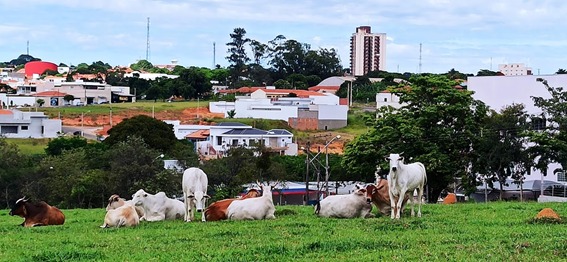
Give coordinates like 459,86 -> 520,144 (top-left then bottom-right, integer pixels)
182,167 -> 209,222
386,153 -> 427,219
227,182 -> 276,220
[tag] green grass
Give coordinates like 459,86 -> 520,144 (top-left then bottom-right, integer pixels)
5,138 -> 49,155
1,202 -> 566,261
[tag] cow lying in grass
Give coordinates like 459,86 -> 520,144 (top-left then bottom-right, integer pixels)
205,188 -> 261,221
315,185 -> 374,218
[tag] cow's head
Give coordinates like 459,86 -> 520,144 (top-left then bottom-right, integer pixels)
131,189 -> 148,206
257,181 -> 275,196
244,188 -> 262,198
188,191 -> 210,212
9,197 -> 28,217
385,153 -> 404,174
106,194 -> 124,211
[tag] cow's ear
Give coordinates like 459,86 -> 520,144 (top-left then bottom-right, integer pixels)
204,194 -> 210,199
188,194 -> 195,199
399,157 -> 404,161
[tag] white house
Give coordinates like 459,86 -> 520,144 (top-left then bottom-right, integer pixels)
0,109 -> 61,138
165,121 -> 297,159
468,74 -> 567,183
376,90 -> 404,110
124,71 -> 179,81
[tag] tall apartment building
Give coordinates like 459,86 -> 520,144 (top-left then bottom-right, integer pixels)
350,26 -> 386,76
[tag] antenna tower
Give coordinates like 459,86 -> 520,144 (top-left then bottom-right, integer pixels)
419,43 -> 422,74
27,40 -> 29,55
146,17 -> 150,61
213,42 -> 216,68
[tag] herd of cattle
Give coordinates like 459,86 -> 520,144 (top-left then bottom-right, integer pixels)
8,153 -> 427,227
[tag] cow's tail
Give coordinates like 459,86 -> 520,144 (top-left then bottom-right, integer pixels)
315,201 -> 321,215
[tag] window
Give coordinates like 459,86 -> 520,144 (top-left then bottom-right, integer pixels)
217,136 -> 222,146
384,98 -> 387,102
21,126 -> 28,130
232,139 -> 238,146
558,172 -> 566,182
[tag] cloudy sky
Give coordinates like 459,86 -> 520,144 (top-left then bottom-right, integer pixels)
1,0 -> 566,75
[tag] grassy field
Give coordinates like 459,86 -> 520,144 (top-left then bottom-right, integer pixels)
5,138 -> 49,155
1,202 -> 566,261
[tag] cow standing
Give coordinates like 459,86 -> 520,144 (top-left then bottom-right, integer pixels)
227,182 -> 276,220
315,185 -> 374,218
131,189 -> 185,221
9,197 -> 65,227
106,194 -> 145,219
182,167 -> 210,222
204,188 -> 261,221
386,153 -> 427,219
365,169 -> 409,216
100,203 -> 139,228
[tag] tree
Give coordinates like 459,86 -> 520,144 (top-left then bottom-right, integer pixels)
36,99 -> 45,107
473,104 -> 532,201
45,136 -> 88,156
130,60 -> 154,72
0,139 -> 29,208
104,115 -> 178,153
342,75 -> 488,202
63,94 -> 75,104
273,79 -> 292,89
528,79 -> 567,180
227,109 -> 236,118
249,40 -> 268,65
226,28 -> 250,87
476,69 -> 500,76
556,69 -> 567,74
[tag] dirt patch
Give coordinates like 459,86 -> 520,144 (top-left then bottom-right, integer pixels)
536,208 -> 561,220
62,107 -> 225,127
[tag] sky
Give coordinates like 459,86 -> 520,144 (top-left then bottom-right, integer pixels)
1,0 -> 566,75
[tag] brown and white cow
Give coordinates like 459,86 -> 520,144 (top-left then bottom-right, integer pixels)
204,188 -> 261,221
365,179 -> 409,216
100,202 -> 140,228
9,197 -> 65,227
106,194 -> 145,219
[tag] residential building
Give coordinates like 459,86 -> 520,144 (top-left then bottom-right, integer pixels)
165,121 -> 297,159
0,109 -> 61,138
468,74 -> 567,182
350,26 -> 386,76
498,63 -> 533,76
210,88 -> 348,130
124,71 -> 179,80
376,90 -> 404,110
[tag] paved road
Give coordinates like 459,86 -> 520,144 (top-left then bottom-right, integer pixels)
62,126 -> 102,140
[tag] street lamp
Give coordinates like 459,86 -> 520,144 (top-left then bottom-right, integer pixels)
535,77 -> 548,198
324,135 -> 341,196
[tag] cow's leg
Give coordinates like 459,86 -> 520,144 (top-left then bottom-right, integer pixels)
410,189 -> 416,217
395,189 -> 406,219
183,192 -> 189,222
388,190 -> 396,219
416,186 -> 423,217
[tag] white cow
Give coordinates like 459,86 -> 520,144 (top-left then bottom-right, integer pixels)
227,182 -> 276,220
182,167 -> 210,222
105,194 -> 145,219
100,202 -> 139,228
315,185 -> 374,218
386,153 -> 427,219
131,189 -> 185,221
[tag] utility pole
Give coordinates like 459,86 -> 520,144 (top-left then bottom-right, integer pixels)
146,17 -> 150,61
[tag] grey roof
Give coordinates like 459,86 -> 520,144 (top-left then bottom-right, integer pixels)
223,128 -> 268,135
268,129 -> 292,135
215,122 -> 249,127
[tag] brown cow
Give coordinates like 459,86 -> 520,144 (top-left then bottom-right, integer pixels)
9,197 -> 65,227
365,178 -> 409,216
204,188 -> 261,221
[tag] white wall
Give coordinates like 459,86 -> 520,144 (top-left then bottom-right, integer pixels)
209,101 -> 235,114
0,94 -> 37,107
468,74 -> 567,182
316,105 -> 348,120
376,92 -> 404,109
311,94 -> 339,105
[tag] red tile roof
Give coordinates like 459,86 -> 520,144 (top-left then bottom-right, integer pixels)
33,91 -> 68,97
308,85 -> 340,92
186,129 -> 210,139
